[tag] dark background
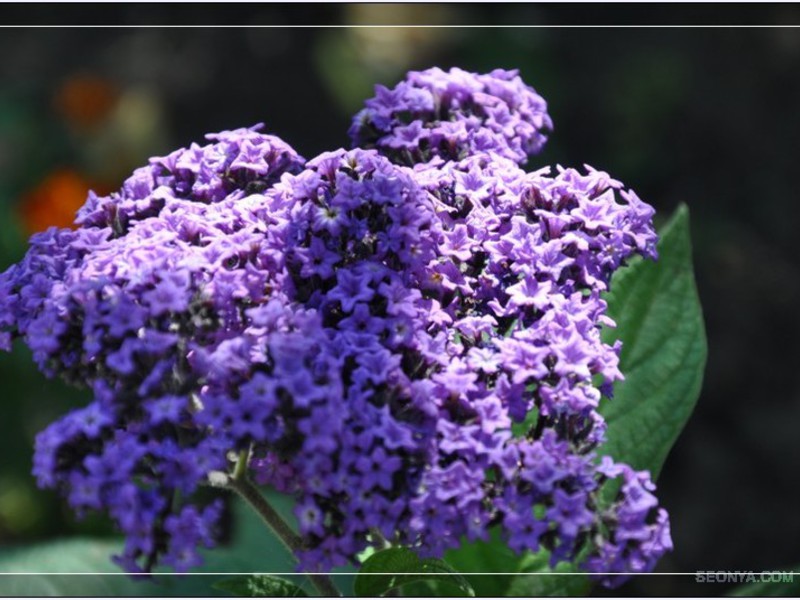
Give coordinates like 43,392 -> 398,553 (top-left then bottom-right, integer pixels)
0,5 -> 799,596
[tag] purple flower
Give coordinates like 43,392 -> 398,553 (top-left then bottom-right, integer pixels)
0,68 -> 666,584
351,67 -> 553,164
294,236 -> 340,279
338,303 -> 385,336
327,269 -> 375,313
145,395 -> 186,426
505,275 -> 553,311
547,489 -> 595,539
143,277 -> 190,315
503,507 -> 548,554
296,497 -> 326,537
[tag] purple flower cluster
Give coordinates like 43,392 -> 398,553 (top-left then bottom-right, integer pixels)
0,67 -> 671,587
1,125 -> 305,571
350,67 -> 552,165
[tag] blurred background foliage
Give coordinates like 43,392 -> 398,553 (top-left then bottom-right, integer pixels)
1,7 -> 799,595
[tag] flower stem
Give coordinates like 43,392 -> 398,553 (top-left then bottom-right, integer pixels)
370,528 -> 391,550
226,474 -> 341,597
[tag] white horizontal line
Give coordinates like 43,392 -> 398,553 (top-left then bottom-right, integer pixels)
0,572 -> 796,576
0,25 -> 800,29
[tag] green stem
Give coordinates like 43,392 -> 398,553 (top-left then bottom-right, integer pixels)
232,449 -> 250,482
226,473 -> 340,597
370,528 -> 391,550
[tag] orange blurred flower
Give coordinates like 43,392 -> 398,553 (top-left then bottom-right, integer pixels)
19,169 -> 102,235
54,75 -> 119,131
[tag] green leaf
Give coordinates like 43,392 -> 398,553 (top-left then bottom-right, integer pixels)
727,569 -> 800,597
436,540 -> 589,598
214,575 -> 308,597
441,532 -> 516,597
0,538 -> 153,596
355,547 -> 474,597
508,550 -> 591,597
600,203 -> 707,479
0,493 -> 353,596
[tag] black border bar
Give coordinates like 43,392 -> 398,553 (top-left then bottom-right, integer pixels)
0,3 -> 799,27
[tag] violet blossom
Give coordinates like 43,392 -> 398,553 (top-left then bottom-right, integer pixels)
0,68 -> 670,588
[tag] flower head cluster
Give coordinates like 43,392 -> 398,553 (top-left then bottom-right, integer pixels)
1,68 -> 670,587
350,67 -> 553,165
1,125 -> 306,571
